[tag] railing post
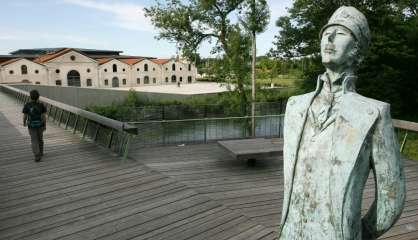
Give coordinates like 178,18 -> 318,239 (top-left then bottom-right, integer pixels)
65,112 -> 71,130
57,109 -> 64,126
82,119 -> 89,138
93,124 -> 100,141
108,130 -> 114,148
162,122 -> 166,145
53,107 -> 59,121
204,119 -> 207,143
47,105 -> 53,119
400,130 -> 409,153
123,133 -> 134,161
73,115 -> 79,134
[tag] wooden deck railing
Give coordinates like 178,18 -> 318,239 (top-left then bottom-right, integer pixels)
0,84 -> 137,159
393,119 -> 418,153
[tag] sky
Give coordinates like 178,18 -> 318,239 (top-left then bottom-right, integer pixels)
0,0 -> 293,58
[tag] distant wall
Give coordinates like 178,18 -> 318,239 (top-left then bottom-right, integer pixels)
12,85 -> 207,108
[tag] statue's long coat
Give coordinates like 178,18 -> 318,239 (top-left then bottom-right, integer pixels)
279,78 -> 406,240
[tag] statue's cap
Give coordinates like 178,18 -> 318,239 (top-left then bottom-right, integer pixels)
320,6 -> 370,53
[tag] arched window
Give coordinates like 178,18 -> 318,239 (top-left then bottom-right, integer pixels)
165,77 -> 169,83
113,64 -> 117,72
86,79 -> 92,86
144,64 -> 148,72
122,79 -> 126,85
172,63 -> 176,71
104,79 -> 109,86
67,70 -> 81,87
188,64 -> 192,71
144,76 -> 149,84
153,77 -> 156,84
188,76 -> 192,83
112,77 -> 119,87
137,78 -> 140,84
179,77 -> 183,82
56,80 -> 62,86
171,75 -> 176,83
21,65 -> 28,75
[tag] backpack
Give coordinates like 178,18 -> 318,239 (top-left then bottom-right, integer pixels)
28,102 -> 43,128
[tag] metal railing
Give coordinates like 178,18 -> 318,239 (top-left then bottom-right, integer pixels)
129,114 -> 284,148
105,100 -> 287,122
1,85 -> 137,159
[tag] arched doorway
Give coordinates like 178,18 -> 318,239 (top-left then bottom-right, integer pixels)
67,70 -> 81,87
112,77 -> 119,87
171,75 -> 177,83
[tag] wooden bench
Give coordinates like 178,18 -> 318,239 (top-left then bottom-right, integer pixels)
218,138 -> 283,165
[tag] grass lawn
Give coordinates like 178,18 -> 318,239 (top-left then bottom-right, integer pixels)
257,75 -> 299,87
399,131 -> 418,161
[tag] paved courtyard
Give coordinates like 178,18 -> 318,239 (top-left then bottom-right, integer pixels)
109,82 -> 235,95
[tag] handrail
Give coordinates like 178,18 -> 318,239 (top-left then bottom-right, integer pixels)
1,84 -> 137,158
393,119 -> 418,133
2,85 -> 137,133
129,114 -> 284,125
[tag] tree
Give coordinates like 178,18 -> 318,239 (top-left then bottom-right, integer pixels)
145,0 -> 253,113
240,0 -> 270,136
270,0 -> 418,120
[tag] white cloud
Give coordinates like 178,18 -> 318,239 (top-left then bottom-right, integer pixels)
60,0 -> 154,32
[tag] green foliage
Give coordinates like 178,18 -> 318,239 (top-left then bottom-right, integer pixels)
85,86 -> 296,121
145,0 -> 272,112
85,103 -> 119,119
398,131 -> 418,161
271,0 -> 418,119
240,0 -> 270,34
124,89 -> 140,107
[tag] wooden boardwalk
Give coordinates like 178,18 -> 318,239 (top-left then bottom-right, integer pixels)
1,90 -> 418,239
0,92 -> 276,240
131,142 -> 418,240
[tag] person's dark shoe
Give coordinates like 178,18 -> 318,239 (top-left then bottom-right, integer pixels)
35,155 -> 42,162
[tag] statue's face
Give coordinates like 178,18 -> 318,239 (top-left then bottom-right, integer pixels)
321,25 -> 356,68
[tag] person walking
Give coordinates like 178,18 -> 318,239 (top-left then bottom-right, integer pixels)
23,90 -> 47,162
